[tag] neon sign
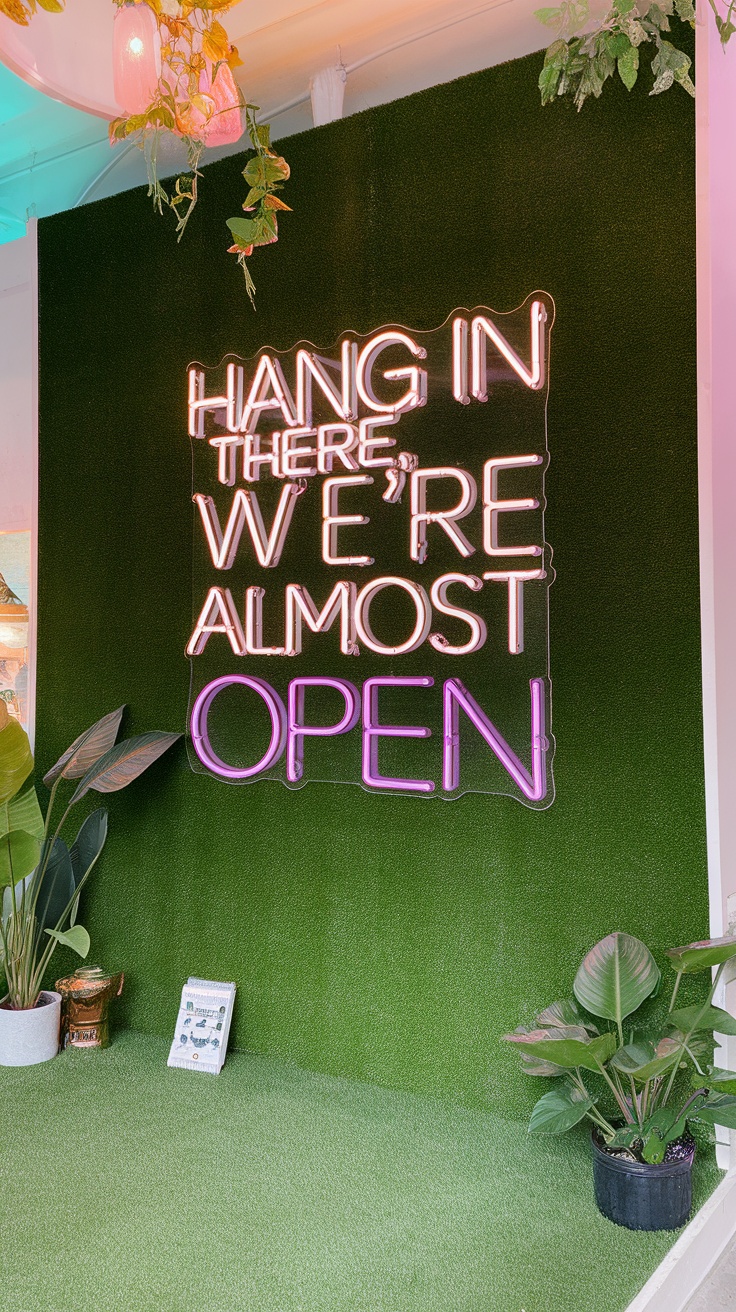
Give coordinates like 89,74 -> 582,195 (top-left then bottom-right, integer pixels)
186,294 -> 555,805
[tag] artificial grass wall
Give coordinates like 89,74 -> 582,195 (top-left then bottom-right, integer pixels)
36,46 -> 703,1116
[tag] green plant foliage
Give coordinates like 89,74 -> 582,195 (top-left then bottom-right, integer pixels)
573,932 -> 660,1031
0,708 -> 179,1011
226,110 -> 292,308
502,930 -> 736,1164
667,934 -> 736,973
668,1003 -> 736,1035
528,1084 -> 596,1133
534,0 -> 710,110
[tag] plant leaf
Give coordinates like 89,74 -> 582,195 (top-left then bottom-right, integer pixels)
610,1035 -> 681,1082
503,1028 -> 617,1072
666,935 -> 736,974
33,837 -> 74,931
0,782 -> 44,843
70,732 -> 181,804
700,1068 -> 736,1094
573,933 -> 660,1027
43,707 -> 125,786
618,43 -> 639,90
45,924 -> 90,958
0,829 -> 40,889
529,1084 -> 594,1134
689,1093 -> 736,1129
0,716 -> 33,806
668,1004 -> 736,1036
536,998 -> 599,1033
69,809 -> 108,926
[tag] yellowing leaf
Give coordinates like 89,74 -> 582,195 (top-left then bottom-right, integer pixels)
264,194 -> 292,211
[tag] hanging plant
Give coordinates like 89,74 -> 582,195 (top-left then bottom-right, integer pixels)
1,0 -> 290,303
225,109 -> 291,308
0,0 -> 64,22
109,1 -> 247,238
536,0 -> 733,109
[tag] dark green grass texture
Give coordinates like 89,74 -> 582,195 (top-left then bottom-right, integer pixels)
36,45 -> 703,1116
0,1033 -> 722,1312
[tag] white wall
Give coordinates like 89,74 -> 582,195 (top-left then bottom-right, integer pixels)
0,222 -> 37,744
696,7 -> 736,1170
0,225 -> 35,532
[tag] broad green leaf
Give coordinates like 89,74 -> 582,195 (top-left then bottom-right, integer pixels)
669,1004 -> 736,1036
690,1094 -> 736,1129
45,924 -> 90,958
69,809 -> 108,888
69,809 -> 108,926
618,43 -> 639,89
640,1108 -> 686,1163
608,1125 -> 641,1149
503,1027 -> 616,1072
227,217 -> 258,244
617,0 -> 637,11
34,837 -> 74,931
512,1024 -> 571,1075
667,935 -> 736,975
606,31 -> 632,56
0,716 -> 33,806
700,1068 -> 736,1094
70,732 -> 181,805
610,1035 -> 681,1082
573,933 -> 660,1028
0,829 -> 40,889
539,61 -> 563,102
0,781 -> 44,843
529,1084 -> 594,1134
536,999 -> 599,1033
43,707 -> 125,786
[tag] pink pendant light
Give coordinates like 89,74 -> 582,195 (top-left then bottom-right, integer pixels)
202,62 -> 244,147
113,2 -> 162,116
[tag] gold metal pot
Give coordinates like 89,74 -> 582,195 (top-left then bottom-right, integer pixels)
55,966 -> 124,1049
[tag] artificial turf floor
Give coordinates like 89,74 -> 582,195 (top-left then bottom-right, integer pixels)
1,1031 -> 722,1312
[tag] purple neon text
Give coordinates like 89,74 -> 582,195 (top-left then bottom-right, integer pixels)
190,674 -> 548,799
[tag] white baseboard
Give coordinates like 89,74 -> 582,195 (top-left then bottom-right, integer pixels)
625,1170 -> 736,1312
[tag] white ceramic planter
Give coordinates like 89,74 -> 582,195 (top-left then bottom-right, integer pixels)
0,991 -> 61,1066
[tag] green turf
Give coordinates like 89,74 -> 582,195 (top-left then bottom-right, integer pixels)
1,1031 -> 721,1312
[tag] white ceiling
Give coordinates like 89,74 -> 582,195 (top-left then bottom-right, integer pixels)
0,0 -> 547,239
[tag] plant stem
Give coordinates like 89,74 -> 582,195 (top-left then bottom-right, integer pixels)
668,968 -> 684,1014
661,961 -> 727,1107
596,1060 -> 636,1124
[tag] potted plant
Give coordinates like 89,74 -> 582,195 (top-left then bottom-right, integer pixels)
0,702 -> 180,1066
502,931 -> 736,1230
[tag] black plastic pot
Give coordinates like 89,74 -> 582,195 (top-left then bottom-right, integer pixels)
591,1130 -> 695,1231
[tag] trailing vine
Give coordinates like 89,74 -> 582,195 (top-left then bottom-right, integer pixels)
226,108 -> 291,308
2,0 -> 290,304
537,0 -> 733,109
109,0 -> 244,241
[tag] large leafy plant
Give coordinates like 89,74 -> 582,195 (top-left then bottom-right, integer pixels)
503,931 -> 736,1163
0,703 -> 179,1011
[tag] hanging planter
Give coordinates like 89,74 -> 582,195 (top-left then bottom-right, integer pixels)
113,1 -> 161,115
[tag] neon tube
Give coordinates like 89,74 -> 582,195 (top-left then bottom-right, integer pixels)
191,675 -> 287,780
362,676 -> 435,792
287,677 -> 361,781
442,677 -> 547,799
